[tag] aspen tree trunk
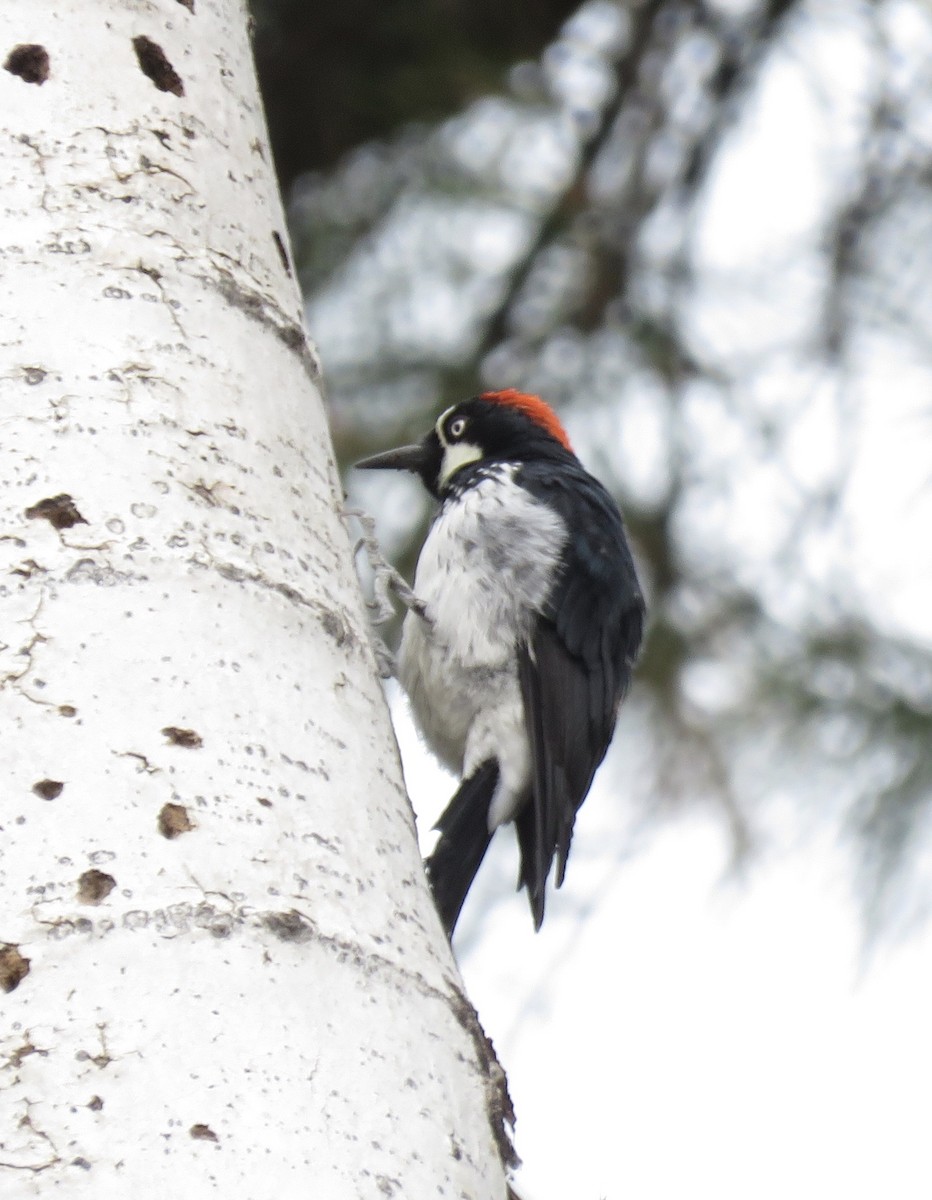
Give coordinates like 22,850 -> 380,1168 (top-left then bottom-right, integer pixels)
0,3 -> 512,1196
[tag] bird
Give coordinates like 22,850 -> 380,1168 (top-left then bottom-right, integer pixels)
356,389 -> 644,935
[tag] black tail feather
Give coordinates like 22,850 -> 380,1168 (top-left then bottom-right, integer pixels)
514,802 -> 546,930
425,760 -> 499,937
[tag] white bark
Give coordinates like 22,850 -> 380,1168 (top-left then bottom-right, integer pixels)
0,3 -> 512,1196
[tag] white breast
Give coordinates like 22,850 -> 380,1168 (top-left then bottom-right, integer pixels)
398,468 -> 566,791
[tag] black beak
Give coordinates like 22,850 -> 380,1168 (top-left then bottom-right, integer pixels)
355,430 -> 442,498
355,444 -> 430,474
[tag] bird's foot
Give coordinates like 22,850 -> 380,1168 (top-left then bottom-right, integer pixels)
342,505 -> 431,676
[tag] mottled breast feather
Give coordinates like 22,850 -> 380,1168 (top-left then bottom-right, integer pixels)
398,465 -> 567,772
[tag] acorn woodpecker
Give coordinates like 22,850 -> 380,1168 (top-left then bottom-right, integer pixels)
357,389 -> 644,934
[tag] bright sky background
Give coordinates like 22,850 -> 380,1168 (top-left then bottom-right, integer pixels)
334,0 -> 932,1193
396,693 -> 932,1200
375,4 -> 932,1195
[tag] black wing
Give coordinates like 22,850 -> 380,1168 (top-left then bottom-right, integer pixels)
516,459 -> 644,928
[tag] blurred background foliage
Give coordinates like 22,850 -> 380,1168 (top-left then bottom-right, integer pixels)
251,0 -> 932,937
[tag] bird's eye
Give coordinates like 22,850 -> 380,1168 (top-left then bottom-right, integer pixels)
449,418 -> 467,439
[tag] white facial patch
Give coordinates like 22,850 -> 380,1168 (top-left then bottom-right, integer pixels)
439,441 -> 482,487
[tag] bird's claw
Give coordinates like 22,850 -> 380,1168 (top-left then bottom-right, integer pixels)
343,506 -> 431,675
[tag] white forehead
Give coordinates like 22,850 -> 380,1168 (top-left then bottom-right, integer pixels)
435,405 -> 457,445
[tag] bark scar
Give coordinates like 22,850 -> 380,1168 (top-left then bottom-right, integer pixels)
132,36 -> 184,96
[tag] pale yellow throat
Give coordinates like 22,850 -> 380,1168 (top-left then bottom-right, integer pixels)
439,441 -> 482,487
